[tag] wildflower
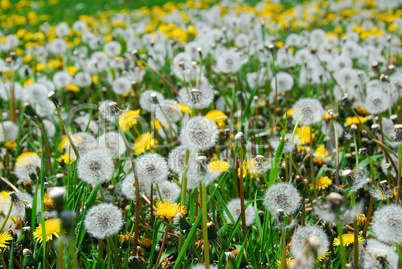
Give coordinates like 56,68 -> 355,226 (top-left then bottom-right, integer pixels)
98,131 -> 126,156
168,145 -> 197,174
65,83 -> 79,92
361,239 -> 399,269
135,153 -> 168,184
364,91 -> 390,114
104,41 -> 122,57
77,149 -> 114,186
180,116 -> 219,151
269,134 -> 297,153
291,226 -> 329,258
215,96 -> 232,113
121,172 -> 151,199
84,203 -> 123,239
57,153 -> 73,164
345,116 -> 368,126
292,98 -> 324,126
208,159 -> 230,173
190,265 -> 218,269
74,72 -> 92,87
4,140 -> 17,150
217,50 -> 242,73
154,199 -> 187,223
33,219 -> 62,243
15,152 -> 41,182
118,232 -> 134,244
271,72 -> 294,93
139,238 -> 153,249
133,132 -> 157,155
112,77 -> 131,95
264,183 -> 301,215
0,230 -> 13,251
371,204 -> 402,244
157,181 -> 181,202
155,99 -> 183,125
65,132 -> 97,159
309,177 -> 332,191
295,126 -> 315,145
357,214 -> 366,227
205,109 -> 228,129
178,103 -> 191,114
119,109 -> 140,132
53,71 -> 72,89
333,234 -> 364,247
178,84 -> 214,109
0,121 -> 18,142
224,198 -> 255,227
139,90 -> 164,112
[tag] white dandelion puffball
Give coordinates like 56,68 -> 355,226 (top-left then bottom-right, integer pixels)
53,71 -> 72,89
155,99 -> 183,125
364,91 -> 390,114
15,152 -> 41,182
168,145 -> 197,174
84,203 -> 123,239
0,82 -> 23,101
157,181 -> 181,202
98,131 -> 126,157
77,150 -> 114,186
112,77 -> 131,95
23,83 -> 49,103
224,198 -> 256,227
139,90 -> 164,112
217,50 -> 242,73
271,72 -> 294,93
362,239 -> 399,269
269,133 -> 297,153
178,84 -> 214,109
372,204 -> 402,244
264,183 -> 301,215
104,41 -> 122,57
121,172 -> 151,199
292,98 -> 324,126
74,72 -> 92,87
180,116 -> 219,151
135,153 -> 168,184
190,265 -> 218,269
65,132 -> 97,160
290,226 -> 329,258
0,121 -> 18,142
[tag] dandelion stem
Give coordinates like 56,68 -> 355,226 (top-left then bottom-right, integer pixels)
333,120 -> 340,185
55,106 -> 79,159
353,218 -> 359,269
154,229 -> 168,269
396,145 -> 402,205
336,218 -> 347,269
107,237 -> 122,269
0,199 -> 13,232
99,239 -> 103,261
200,182 -> 210,269
310,130 -> 318,199
99,185 -> 105,203
238,141 -> 248,239
281,228 -> 286,269
363,155 -> 376,238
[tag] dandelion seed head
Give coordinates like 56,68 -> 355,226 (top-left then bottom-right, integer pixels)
98,131 -> 126,157
362,239 -> 399,269
372,204 -> 402,244
168,145 -> 197,174
264,183 -> 301,215
135,153 -> 168,184
139,90 -> 164,112
77,149 -> 114,186
365,91 -> 390,114
291,226 -> 329,258
178,84 -> 214,109
155,99 -> 183,125
0,121 -> 18,142
84,203 -> 123,239
292,98 -> 324,126
217,50 -> 242,73
224,198 -> 255,227
180,116 -> 219,151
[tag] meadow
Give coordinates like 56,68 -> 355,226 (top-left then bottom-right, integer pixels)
0,0 -> 402,268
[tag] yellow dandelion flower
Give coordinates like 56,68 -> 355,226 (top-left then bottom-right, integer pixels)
205,109 -> 228,129
356,214 -> 366,227
66,66 -> 78,75
237,160 -> 263,179
65,83 -> 80,93
345,116 -> 368,126
295,126 -> 315,145
92,75 -> 99,84
119,109 -> 140,132
152,120 -> 162,131
44,193 -> 55,209
333,234 -> 364,247
0,230 -> 13,251
133,132 -> 158,155
313,145 -> 329,165
4,140 -> 17,150
118,232 -> 134,243
57,136 -> 69,152
355,105 -> 370,116
178,103 -> 191,114
154,199 -> 187,223
208,159 -> 230,173
33,219 -> 62,243
139,238 -> 153,249
57,153 -> 74,164
310,176 -> 332,191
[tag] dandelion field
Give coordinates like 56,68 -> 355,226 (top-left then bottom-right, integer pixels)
1,0 -> 402,268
